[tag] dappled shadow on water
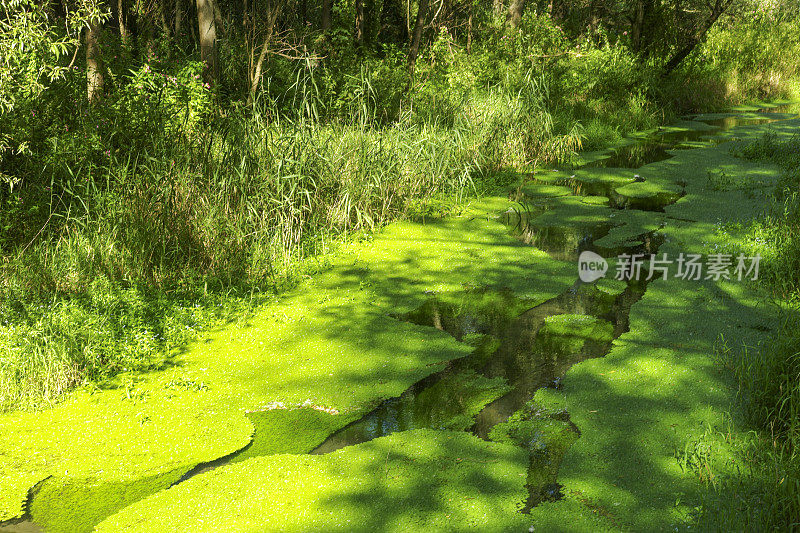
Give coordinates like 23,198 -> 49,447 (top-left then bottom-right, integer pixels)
4,111 -> 796,533
310,110 -> 798,525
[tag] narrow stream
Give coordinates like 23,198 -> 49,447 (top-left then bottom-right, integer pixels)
583,109 -> 793,169
2,106 -> 797,533
310,218 -> 656,505
312,274 -> 648,454
310,106 -> 798,506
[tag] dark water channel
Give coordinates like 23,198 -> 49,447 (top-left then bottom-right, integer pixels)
310,216 -> 654,505
313,280 -> 646,455
584,107 -> 794,169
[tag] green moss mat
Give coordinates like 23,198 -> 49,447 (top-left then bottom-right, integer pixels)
528,274 -> 775,531
526,195 -> 613,227
614,180 -> 682,200
96,430 -> 531,533
570,168 -> 638,192
5,112 -> 799,532
540,314 -> 614,345
579,195 -> 610,206
409,370 -> 512,431
522,119 -> 800,531
230,409 -> 358,463
0,190 -> 574,528
29,469 -> 192,533
521,183 -> 575,198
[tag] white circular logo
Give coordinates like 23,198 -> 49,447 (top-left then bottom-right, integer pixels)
578,251 -> 608,282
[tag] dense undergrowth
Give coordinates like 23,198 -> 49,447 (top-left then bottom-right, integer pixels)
1,7 -> 800,413
691,132 -> 800,530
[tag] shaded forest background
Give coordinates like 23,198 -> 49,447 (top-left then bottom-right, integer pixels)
0,0 -> 799,410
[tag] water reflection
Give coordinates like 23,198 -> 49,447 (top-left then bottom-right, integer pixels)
584,112 -> 794,169
312,281 -> 644,454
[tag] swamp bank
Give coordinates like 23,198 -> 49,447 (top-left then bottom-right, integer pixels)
2,104 -> 800,531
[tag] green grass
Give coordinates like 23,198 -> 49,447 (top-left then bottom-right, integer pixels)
3,13 -> 800,413
62,115 -> 800,532
2,105 -> 799,532
695,128 -> 800,529
0,76 -> 586,412
1,5 -> 800,531
0,280 -> 262,412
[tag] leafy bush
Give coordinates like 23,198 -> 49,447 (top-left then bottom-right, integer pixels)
113,61 -> 213,137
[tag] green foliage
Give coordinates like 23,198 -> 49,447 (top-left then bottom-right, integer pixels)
669,14 -> 800,111
231,409 -> 354,462
1,0 -> 800,426
734,325 -> 800,453
703,14 -> 800,98
1,193 -> 567,524
694,333 -> 800,530
698,128 -> 800,530
0,0 -> 106,192
0,0 -> 80,113
30,468 -> 191,533
2,1 -> 800,529
113,61 -> 213,136
736,131 -> 800,179
734,133 -> 800,300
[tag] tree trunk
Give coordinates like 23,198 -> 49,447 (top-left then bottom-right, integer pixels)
493,0 -> 505,16
354,0 -> 375,45
355,0 -> 364,43
117,0 -> 131,49
86,19 -> 104,103
631,0 -> 644,51
189,0 -> 198,43
321,0 -> 331,31
196,0 -> 218,83
175,0 -> 182,36
408,0 -> 429,78
467,0 -> 473,54
247,2 -> 281,105
630,0 -> 656,54
507,0 -> 524,28
159,0 -> 171,40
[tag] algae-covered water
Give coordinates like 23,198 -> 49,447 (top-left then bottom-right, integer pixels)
1,103 -> 798,532
309,106 -> 768,499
